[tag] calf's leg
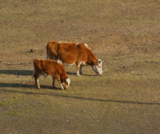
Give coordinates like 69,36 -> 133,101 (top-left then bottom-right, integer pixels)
55,76 -> 64,90
52,76 -> 56,88
34,73 -> 41,89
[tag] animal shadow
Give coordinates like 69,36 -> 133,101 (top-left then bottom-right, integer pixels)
0,70 -> 32,76
0,83 -> 61,90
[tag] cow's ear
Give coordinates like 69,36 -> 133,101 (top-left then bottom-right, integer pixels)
77,44 -> 81,49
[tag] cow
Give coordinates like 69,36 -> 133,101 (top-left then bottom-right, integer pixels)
32,59 -> 70,90
46,41 -> 103,76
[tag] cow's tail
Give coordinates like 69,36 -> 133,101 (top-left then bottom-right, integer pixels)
32,66 -> 35,78
46,41 -> 60,60
46,54 -> 49,59
46,43 -> 49,59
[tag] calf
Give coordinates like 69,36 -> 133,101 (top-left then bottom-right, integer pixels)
33,59 -> 70,90
46,41 -> 103,76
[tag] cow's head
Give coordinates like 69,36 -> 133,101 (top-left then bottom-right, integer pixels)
92,59 -> 103,75
61,77 -> 70,89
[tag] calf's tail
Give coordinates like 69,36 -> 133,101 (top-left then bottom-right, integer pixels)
46,44 -> 49,59
32,66 -> 36,78
32,59 -> 39,78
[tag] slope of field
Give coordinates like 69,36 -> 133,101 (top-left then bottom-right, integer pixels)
0,0 -> 160,133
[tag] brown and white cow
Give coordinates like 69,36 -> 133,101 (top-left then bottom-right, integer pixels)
33,59 -> 70,90
46,41 -> 103,76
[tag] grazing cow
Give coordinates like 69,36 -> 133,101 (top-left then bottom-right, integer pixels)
33,59 -> 70,90
46,41 -> 103,76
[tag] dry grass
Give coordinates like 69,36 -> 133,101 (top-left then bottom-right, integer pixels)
0,0 -> 160,133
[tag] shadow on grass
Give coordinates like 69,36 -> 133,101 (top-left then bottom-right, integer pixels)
0,83 -> 61,90
0,70 -> 96,76
0,70 -> 32,76
66,72 -> 97,76
0,85 -> 159,105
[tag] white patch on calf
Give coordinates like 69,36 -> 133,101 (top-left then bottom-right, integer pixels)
62,78 -> 70,89
66,78 -> 70,86
57,59 -> 62,64
37,74 -> 41,87
84,43 -> 89,49
60,84 -> 64,90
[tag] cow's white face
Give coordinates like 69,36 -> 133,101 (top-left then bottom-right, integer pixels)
92,59 -> 103,75
62,78 -> 70,89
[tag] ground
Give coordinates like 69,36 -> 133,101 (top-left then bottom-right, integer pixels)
0,0 -> 160,134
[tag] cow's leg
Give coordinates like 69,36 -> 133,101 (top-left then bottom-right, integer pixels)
34,73 -> 41,89
55,76 -> 64,90
76,62 -> 82,76
53,56 -> 56,60
80,65 -> 83,75
46,53 -> 56,60
46,54 -> 49,59
52,76 -> 56,88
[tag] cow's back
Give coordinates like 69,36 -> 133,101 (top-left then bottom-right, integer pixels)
46,41 -> 95,66
57,42 -> 79,64
42,60 -> 63,75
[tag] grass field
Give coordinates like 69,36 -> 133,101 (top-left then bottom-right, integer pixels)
0,0 -> 160,133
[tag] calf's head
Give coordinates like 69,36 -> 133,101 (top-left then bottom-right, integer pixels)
92,59 -> 103,75
61,78 -> 70,89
